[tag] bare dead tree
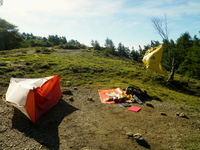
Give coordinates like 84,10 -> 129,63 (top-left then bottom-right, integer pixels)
151,14 -> 169,41
151,14 -> 175,82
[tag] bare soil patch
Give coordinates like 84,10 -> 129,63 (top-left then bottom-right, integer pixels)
0,86 -> 200,150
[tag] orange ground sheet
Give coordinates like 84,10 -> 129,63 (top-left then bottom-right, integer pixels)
98,88 -> 127,104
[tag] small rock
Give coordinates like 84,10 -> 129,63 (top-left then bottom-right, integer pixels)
146,102 -> 154,108
134,133 -> 150,148
62,89 -> 72,95
176,112 -> 185,117
160,112 -> 167,116
134,134 -> 144,143
179,112 -> 185,117
68,96 -> 74,101
177,112 -> 188,118
87,98 -> 93,101
134,133 -> 143,139
126,132 -> 133,137
74,87 -> 78,90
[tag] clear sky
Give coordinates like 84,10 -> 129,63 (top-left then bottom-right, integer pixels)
0,0 -> 200,49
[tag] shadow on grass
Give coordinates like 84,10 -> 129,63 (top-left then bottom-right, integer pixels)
164,80 -> 200,97
138,92 -> 163,103
12,99 -> 78,150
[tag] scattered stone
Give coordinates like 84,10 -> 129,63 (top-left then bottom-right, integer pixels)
134,133 -> 143,139
160,112 -> 167,116
176,112 -> 187,118
74,87 -> 78,90
134,133 -> 150,148
62,89 -> 72,95
126,132 -> 133,137
134,133 -> 145,144
68,96 -> 74,101
179,112 -> 185,117
87,98 -> 93,101
146,102 -> 154,108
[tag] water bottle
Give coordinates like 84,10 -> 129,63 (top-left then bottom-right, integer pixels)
133,94 -> 143,104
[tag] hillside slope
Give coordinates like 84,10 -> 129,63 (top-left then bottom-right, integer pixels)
0,48 -> 199,150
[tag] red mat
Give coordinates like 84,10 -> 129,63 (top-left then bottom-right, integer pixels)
127,106 -> 141,112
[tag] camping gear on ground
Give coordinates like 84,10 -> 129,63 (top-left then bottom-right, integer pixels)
126,86 -> 145,96
99,87 -> 146,104
125,86 -> 147,101
98,88 -> 129,104
133,94 -> 143,104
142,45 -> 163,73
3,75 -> 62,124
104,96 -> 119,103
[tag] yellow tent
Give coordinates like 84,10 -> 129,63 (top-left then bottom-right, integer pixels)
142,46 -> 163,73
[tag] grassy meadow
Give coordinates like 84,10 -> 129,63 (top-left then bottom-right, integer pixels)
0,47 -> 199,110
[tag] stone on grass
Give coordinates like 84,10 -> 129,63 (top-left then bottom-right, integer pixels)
87,98 -> 93,101
126,132 -> 133,137
134,133 -> 150,148
176,112 -> 187,118
146,102 -> 154,108
160,112 -> 167,116
68,96 -> 74,101
62,89 -> 72,95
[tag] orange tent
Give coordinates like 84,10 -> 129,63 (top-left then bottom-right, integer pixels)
4,75 -> 62,124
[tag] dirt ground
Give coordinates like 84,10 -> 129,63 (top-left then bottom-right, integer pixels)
0,86 -> 200,150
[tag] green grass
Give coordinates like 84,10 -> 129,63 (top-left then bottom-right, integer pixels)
180,133 -> 200,149
0,48 -> 199,110
0,48 -> 200,105
0,47 -> 200,148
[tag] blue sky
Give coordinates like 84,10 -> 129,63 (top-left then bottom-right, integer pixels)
0,0 -> 200,49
